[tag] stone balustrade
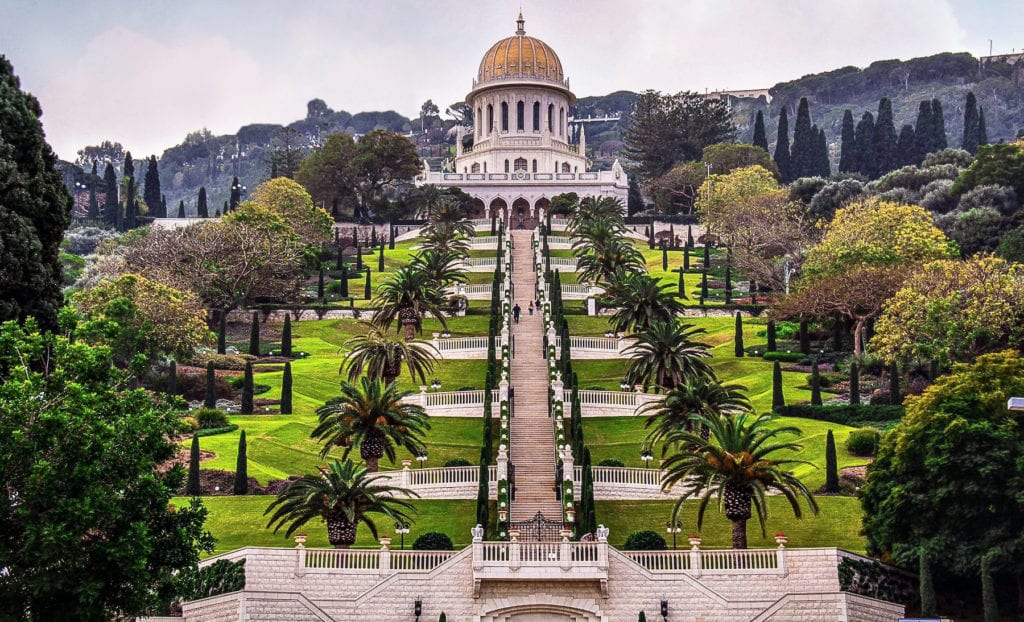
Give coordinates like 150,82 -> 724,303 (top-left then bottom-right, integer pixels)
455,257 -> 500,272
426,334 -> 491,359
467,235 -> 500,249
553,335 -> 632,358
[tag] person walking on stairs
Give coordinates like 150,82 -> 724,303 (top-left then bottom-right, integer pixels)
528,301 -> 534,315
513,303 -> 522,323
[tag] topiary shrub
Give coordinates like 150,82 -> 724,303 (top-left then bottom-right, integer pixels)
846,428 -> 881,457
443,458 -> 472,467
623,530 -> 667,551
762,351 -> 805,363
412,532 -> 454,551
597,459 -> 625,467
194,408 -> 230,429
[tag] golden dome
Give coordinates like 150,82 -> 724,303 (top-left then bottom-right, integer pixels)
477,13 -> 564,86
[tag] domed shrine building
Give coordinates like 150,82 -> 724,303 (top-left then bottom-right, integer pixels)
420,14 -> 629,228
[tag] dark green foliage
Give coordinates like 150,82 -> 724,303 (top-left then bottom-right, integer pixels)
723,261 -> 732,304
355,240 -> 363,271
766,320 -> 777,351
919,548 -> 937,617
799,320 -> 810,355
661,245 -> 667,271
912,100 -> 933,164
281,315 -> 292,358
217,313 -> 226,355
177,200 -> 185,218
687,225 -> 694,248
773,106 -> 792,182
977,106 -> 987,148
196,185 -> 208,218
339,264 -> 349,298
638,612 -> 647,622
682,248 -> 690,271
241,362 -> 254,415
888,362 -> 900,405
187,435 -> 201,495
204,362 -> 216,409
773,403 -> 904,424
930,98 -> 947,152
439,613 -> 447,622
814,127 -> 830,178
854,111 -> 875,178
317,268 -> 325,300
981,556 -> 999,622
476,456 -> 489,530
0,57 -> 73,330
838,109 -> 856,173
412,531 -> 454,550
443,458 -> 472,467
846,429 -> 880,457
952,142 -> 1024,200
364,267 -> 372,300
280,362 -> 292,414
894,124 -> 916,167
229,176 -> 241,211
752,110 -> 768,153
103,162 -> 119,225
627,176 -> 644,214
733,311 -> 744,357
962,91 -> 980,154
87,182 -> 99,219
677,268 -> 686,298
378,243 -> 384,272
598,459 -> 626,467
772,361 -> 785,410
120,152 -> 135,231
234,431 -> 248,495
176,559 -> 246,604
168,361 -> 177,397
194,408 -> 229,429
810,362 -> 822,406
824,430 -> 839,493
790,97 -> 815,180
873,98 -> 898,177
248,311 -> 260,357
762,351 -> 804,363
849,361 -> 860,405
623,530 -> 667,551
143,155 -> 162,216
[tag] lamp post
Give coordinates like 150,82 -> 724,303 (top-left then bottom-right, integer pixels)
416,451 -> 428,469
394,520 -> 410,550
430,379 -> 442,391
665,520 -> 682,550
641,448 -> 654,468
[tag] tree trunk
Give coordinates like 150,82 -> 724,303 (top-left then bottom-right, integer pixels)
327,513 -> 358,549
853,318 -> 865,358
364,455 -> 380,472
402,319 -> 417,342
730,519 -> 748,549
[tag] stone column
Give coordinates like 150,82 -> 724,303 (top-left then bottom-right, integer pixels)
596,525 -> 609,571
419,386 -> 428,408
552,375 -> 564,403
378,537 -> 391,577
497,447 -> 508,481
562,447 -> 574,483
587,297 -> 597,316
472,524 -> 484,571
509,531 -> 521,572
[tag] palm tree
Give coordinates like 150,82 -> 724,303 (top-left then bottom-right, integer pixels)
265,459 -> 418,548
575,236 -> 645,285
420,220 -> 472,257
640,377 -> 751,453
567,197 -> 625,234
311,377 -> 431,471
623,320 -> 713,391
342,323 -> 438,386
661,412 -> 819,549
602,270 -> 686,333
371,266 -> 448,341
411,248 -> 467,289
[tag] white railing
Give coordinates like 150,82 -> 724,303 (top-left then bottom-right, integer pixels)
455,257 -> 499,272
388,550 -> 459,571
432,336 -> 490,352
421,389 -> 499,407
549,217 -> 568,230
574,466 -> 663,487
578,390 -> 637,406
476,541 -> 603,567
406,466 -> 479,486
555,336 -> 621,352
623,550 -> 692,571
547,257 -> 578,271
547,238 -> 573,250
622,547 -> 781,574
305,548 -> 379,569
468,235 -> 500,248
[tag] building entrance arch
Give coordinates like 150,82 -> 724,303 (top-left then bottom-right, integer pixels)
489,198 -> 509,226
511,197 -> 532,229
476,594 -> 607,622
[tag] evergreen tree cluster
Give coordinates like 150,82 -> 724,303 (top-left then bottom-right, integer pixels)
768,97 -> 830,182
838,97 -> 949,179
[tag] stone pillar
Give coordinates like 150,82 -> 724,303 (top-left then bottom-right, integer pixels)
379,537 -> 391,577
596,525 -> 609,571
562,447 -> 574,483
472,524 -> 484,571
497,446 -> 508,481
690,536 -> 702,577
294,536 -> 307,578
777,547 -> 788,577
402,459 -> 412,486
552,376 -> 564,403
560,531 -> 572,571
587,297 -> 597,316
509,533 -> 521,572
500,325 -> 509,347
419,386 -> 428,407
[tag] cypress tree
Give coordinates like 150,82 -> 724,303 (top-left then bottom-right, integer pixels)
217,312 -> 226,355
824,430 -> 839,493
724,261 -> 732,304
982,555 -> 999,622
913,100 -> 934,164
702,242 -> 710,271
234,430 -> 248,495
799,320 -> 810,355
638,612 -> 647,622
766,320 -> 777,351
339,264 -> 349,298
197,185 -> 208,218
773,106 -> 792,182
734,311 -> 744,357
811,361 -> 822,406
854,112 -> 875,179
87,179 -> 99,220
370,227 -> 378,248
364,267 -> 372,300
752,110 -> 769,153
677,268 -> 686,299
838,109 -> 856,173
920,548 -> 937,617
790,97 -> 814,179
686,225 -> 694,248
281,314 -> 292,357
204,361 -> 216,409
873,97 -> 898,177
120,152 -> 135,232
977,106 -> 988,148
889,362 -> 900,405
249,311 -> 260,357
103,162 -> 119,226
682,248 -> 690,271
317,268 -> 325,300
280,361 -> 292,414
241,361 -> 254,414
187,434 -> 201,496
814,127 -> 831,178
352,227 -> 358,247
177,200 -> 185,218
336,243 -> 344,270
162,194 -> 167,217
962,91 -> 980,154
229,176 -> 241,211
896,124 -> 916,166
849,362 -> 860,405
476,457 -> 489,530
668,224 -> 675,247
168,360 -> 177,397
143,155 -> 162,216
661,245 -> 668,271
125,199 -> 138,230
627,177 -> 644,215
930,98 -> 947,151
700,270 -> 708,301
388,224 -> 396,250
378,243 -> 385,272
771,361 -> 785,410
355,240 -> 363,271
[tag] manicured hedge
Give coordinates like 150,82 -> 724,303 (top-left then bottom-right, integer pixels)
773,404 -> 904,425
195,424 -> 239,438
762,351 -> 806,363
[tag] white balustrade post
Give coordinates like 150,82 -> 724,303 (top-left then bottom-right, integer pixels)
472,525 -> 484,571
587,297 -> 597,316
562,447 -> 574,482
402,458 -> 412,486
379,537 -> 391,577
497,446 -> 508,481
499,377 -> 509,402
509,533 -> 521,572
777,546 -> 788,577
500,325 -> 509,347
552,376 -> 564,403
419,386 -> 428,408
596,525 -> 610,571
690,537 -> 702,577
560,531 -> 572,571
295,537 -> 307,577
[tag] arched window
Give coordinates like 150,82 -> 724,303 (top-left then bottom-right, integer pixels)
516,101 -> 524,131
483,162 -> 487,173
487,105 -> 493,135
562,162 -> 571,173
532,159 -> 537,172
514,158 -> 528,171
501,102 -> 509,132
471,163 -> 480,173
548,104 -> 554,132
554,160 -> 559,172
533,102 -> 540,131
559,108 -> 565,137
504,159 -> 510,173
477,107 -> 482,136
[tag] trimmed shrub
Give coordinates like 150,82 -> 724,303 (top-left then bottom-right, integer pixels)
598,459 -> 626,467
623,530 -> 667,551
824,430 -> 839,493
846,429 -> 881,457
773,404 -> 904,425
412,532 -> 454,551
762,351 -> 804,363
443,458 -> 472,467
195,424 -> 238,438
194,407 -> 230,429
189,352 -> 253,371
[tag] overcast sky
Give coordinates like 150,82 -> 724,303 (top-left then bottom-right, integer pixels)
1,0 -> 1021,161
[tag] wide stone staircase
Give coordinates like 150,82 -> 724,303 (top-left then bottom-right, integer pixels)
507,230 -> 563,524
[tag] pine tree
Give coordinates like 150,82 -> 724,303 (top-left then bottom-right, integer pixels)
177,200 -> 185,218
249,311 -> 260,357
187,434 -> 201,496
889,362 -> 900,405
773,106 -> 792,182
143,155 -> 162,216
977,106 -> 988,148
734,311 -> 744,357
217,312 -> 226,355
752,110 -> 769,153
824,430 -> 839,492
811,361 -> 823,406
790,97 -> 814,179
197,186 -> 209,218
799,320 -> 810,355
920,548 -> 937,617
280,361 -> 293,414
229,176 -> 241,211
234,430 -> 248,495
364,268 -> 372,299
339,264 -> 349,298
317,268 -> 325,300
873,98 -> 898,177
962,91 -> 980,154
103,162 -> 119,226
204,361 -> 216,409
767,320 -> 777,351
838,109 -> 857,173
912,100 -> 934,164
896,124 -> 916,166
241,361 -> 254,414
281,314 -> 292,357
930,98 -> 947,151
771,361 -> 785,410
378,243 -> 384,272
849,361 -> 860,405
168,360 -> 177,397
854,112 -> 875,179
